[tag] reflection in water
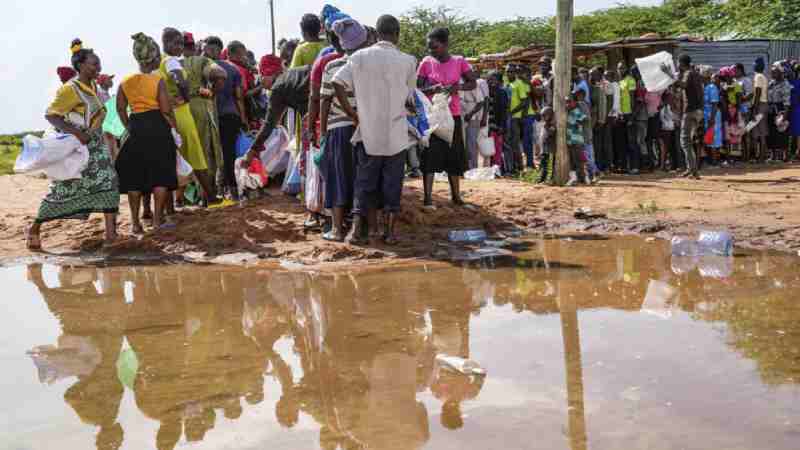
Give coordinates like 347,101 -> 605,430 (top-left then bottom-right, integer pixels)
17,236 -> 800,449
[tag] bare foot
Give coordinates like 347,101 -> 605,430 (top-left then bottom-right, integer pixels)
26,230 -> 42,251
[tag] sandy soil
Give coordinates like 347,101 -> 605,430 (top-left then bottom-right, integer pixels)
2,163 -> 800,267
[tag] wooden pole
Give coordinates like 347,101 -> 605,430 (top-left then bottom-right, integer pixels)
269,0 -> 276,55
553,0 -> 574,186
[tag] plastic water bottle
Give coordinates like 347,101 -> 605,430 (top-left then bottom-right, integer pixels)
697,230 -> 734,256
670,236 -> 699,256
448,229 -> 487,243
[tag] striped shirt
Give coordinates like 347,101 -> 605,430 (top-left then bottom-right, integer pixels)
321,57 -> 355,130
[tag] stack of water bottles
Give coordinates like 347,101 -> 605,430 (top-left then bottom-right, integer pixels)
671,230 -> 734,278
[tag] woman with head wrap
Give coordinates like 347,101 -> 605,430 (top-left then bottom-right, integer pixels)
115,33 -> 180,233
768,63 -> 792,161
159,27 -> 219,206
182,32 -> 225,194
27,41 -> 120,250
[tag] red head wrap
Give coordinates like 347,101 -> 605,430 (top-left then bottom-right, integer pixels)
259,54 -> 283,78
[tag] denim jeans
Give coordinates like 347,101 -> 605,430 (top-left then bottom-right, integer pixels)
522,116 -> 535,167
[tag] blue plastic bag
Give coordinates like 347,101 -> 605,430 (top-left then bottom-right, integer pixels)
235,132 -> 255,158
281,154 -> 302,195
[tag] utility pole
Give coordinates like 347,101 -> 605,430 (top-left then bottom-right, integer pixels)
554,0 -> 574,186
269,0 -> 276,54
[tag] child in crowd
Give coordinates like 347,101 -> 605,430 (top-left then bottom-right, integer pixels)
575,88 -> 597,183
725,104 -> 745,164
537,107 -> 556,184
658,90 -> 676,171
566,95 -> 587,186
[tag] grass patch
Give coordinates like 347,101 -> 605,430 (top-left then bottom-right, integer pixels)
516,168 -> 542,184
0,144 -> 20,175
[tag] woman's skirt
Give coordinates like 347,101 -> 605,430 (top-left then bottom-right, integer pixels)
322,126 -> 357,210
421,116 -> 467,177
116,110 -> 178,193
189,97 -> 223,176
35,130 -> 120,223
768,109 -> 790,150
174,103 -> 208,171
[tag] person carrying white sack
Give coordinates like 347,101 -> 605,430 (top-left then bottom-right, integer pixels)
26,41 -> 120,251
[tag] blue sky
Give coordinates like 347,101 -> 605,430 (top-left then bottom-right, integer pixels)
0,0 -> 659,133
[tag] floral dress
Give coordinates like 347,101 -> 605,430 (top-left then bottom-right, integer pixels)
37,79 -> 120,223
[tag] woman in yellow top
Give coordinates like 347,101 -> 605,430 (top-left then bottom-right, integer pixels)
27,43 -> 120,251
116,33 -> 180,233
159,27 -> 218,205
290,14 -> 325,68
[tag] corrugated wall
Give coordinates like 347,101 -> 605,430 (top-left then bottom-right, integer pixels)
677,41 -> 769,72
769,40 -> 800,62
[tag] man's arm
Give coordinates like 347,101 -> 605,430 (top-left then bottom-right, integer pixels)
234,85 -> 248,127
246,96 -> 287,162
332,81 -> 358,125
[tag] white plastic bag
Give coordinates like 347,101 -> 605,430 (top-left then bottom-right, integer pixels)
635,51 -> 676,93
260,126 -> 290,174
305,146 -> 324,213
15,133 -> 89,181
266,150 -> 290,176
477,127 -> 495,158
176,153 -> 194,186
464,165 -> 500,181
235,157 -> 265,196
429,92 -> 455,144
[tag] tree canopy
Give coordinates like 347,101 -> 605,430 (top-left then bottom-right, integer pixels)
397,1 -> 800,60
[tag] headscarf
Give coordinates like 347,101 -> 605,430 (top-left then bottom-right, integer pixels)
259,54 -> 283,78
57,66 -> 77,84
183,31 -> 195,47
332,18 -> 366,51
131,32 -> 160,67
321,4 -> 350,30
70,39 -> 83,55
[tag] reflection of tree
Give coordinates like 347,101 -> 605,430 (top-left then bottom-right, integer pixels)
692,289 -> 800,386
27,265 -> 127,450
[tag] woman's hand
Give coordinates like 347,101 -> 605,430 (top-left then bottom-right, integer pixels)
74,130 -> 91,146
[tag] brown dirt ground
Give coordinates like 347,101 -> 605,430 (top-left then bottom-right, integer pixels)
2,163 -> 800,268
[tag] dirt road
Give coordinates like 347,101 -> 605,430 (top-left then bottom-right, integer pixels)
2,163 -> 799,267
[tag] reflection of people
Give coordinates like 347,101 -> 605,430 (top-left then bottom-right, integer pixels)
27,264 -> 127,450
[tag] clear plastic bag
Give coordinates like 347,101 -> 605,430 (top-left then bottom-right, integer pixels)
477,127 -> 495,158
429,92 -> 455,144
305,146 -> 324,213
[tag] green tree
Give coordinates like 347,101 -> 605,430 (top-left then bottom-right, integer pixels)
398,6 -> 488,61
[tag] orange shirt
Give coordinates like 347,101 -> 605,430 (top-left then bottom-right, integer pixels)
121,73 -> 161,113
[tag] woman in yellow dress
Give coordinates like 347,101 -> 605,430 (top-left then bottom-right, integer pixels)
27,43 -> 120,250
160,27 -> 218,205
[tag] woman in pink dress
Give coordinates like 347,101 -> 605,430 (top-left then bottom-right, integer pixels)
417,27 -> 478,208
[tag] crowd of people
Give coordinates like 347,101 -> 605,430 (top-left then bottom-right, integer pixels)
25,5 -> 800,251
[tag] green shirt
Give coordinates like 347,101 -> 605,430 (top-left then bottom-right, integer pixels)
510,79 -> 531,119
290,41 -> 325,68
619,75 -> 636,115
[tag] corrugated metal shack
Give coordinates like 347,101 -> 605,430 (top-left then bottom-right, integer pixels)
678,40 -> 800,71
469,38 -> 800,72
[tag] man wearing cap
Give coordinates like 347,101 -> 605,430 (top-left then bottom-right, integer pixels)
330,14 -> 417,245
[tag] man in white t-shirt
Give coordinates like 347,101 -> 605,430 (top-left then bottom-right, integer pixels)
461,77 -> 489,169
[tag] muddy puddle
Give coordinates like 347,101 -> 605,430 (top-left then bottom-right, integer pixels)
2,236 -> 800,450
